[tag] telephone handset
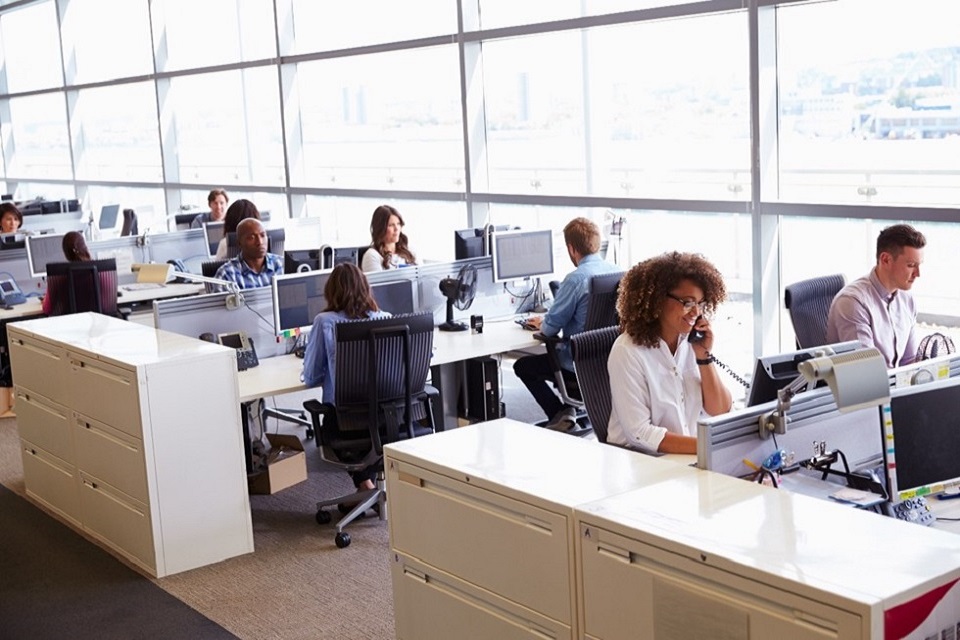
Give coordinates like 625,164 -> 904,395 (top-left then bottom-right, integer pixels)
200,330 -> 260,371
687,316 -> 750,388
688,316 -> 706,344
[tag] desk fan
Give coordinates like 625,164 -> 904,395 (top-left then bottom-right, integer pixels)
438,264 -> 477,331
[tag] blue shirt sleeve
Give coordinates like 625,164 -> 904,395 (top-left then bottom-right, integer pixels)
301,314 -> 329,388
541,270 -> 588,337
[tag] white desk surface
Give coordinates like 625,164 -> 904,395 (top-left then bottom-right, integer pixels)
117,282 -> 205,305
0,282 -> 205,320
236,321 -> 542,403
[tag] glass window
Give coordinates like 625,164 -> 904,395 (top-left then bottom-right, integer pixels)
60,0 -> 153,84
480,13 -> 750,199
0,2 -> 63,93
292,46 -> 464,191
477,0 -> 704,31
777,0 -> 960,207
10,182 -> 76,203
82,185 -> 166,235
6,94 -> 72,179
288,0 -> 457,54
152,0 -> 276,72
72,82 -> 162,182
167,68 -> 285,186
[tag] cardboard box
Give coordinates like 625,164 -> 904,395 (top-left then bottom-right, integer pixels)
248,433 -> 307,494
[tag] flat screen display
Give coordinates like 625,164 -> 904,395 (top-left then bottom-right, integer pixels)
99,204 -> 120,230
882,377 -> 960,502
25,233 -> 66,278
272,269 -> 333,337
371,279 -> 416,315
747,341 -> 859,406
491,229 -> 554,283
203,221 -> 225,257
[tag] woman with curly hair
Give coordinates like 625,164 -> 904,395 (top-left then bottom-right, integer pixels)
606,251 -> 732,454
361,204 -> 417,272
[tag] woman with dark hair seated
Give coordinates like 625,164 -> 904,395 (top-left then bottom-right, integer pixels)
361,204 -> 417,272
606,251 -> 732,455
0,202 -> 23,234
41,231 -> 97,315
302,262 -> 390,494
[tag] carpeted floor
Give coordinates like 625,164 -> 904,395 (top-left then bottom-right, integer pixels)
0,481 -> 237,640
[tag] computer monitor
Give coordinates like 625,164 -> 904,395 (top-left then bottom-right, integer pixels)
455,229 -> 484,260
203,221 -> 225,257
174,212 -> 202,230
881,377 -> 960,503
271,269 -> 333,338
371,280 -> 416,315
40,201 -> 62,214
25,233 -> 66,278
491,228 -> 554,283
0,232 -> 25,250
285,249 -> 322,273
99,204 -> 121,231
746,340 -> 860,406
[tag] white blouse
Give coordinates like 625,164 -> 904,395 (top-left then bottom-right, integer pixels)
605,332 -> 703,454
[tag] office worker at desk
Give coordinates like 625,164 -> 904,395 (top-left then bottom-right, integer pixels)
0,202 -> 22,234
40,231 -> 94,314
361,204 -> 417,272
606,252 -> 732,455
302,263 -> 390,492
215,198 -> 261,259
189,188 -> 229,229
826,223 -> 925,368
514,217 -> 621,431
214,218 -> 283,289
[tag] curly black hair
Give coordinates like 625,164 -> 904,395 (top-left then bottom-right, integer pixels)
617,251 -> 727,348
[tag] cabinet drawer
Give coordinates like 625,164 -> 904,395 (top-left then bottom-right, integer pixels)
79,471 -> 155,574
579,524 -> 862,640
9,333 -> 67,393
21,440 -> 81,526
388,460 -> 573,624
66,355 -> 141,436
15,388 -> 73,463
392,552 -> 572,640
74,413 -> 147,504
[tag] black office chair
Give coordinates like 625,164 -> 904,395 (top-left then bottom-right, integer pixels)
200,259 -> 229,293
534,271 -> 624,435
302,311 -> 436,548
784,274 -> 846,349
570,325 -> 621,444
45,259 -> 120,318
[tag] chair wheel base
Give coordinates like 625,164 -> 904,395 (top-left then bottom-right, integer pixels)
335,532 -> 351,548
316,509 -> 332,525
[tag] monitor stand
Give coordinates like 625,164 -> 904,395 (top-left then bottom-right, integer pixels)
531,278 -> 548,313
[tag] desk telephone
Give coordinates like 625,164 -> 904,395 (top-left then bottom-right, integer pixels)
0,277 -> 27,307
200,331 -> 259,371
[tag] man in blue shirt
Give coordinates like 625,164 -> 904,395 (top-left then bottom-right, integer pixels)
215,218 -> 284,289
514,217 -> 621,431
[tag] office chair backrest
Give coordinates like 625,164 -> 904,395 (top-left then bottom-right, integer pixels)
333,311 -> 435,452
784,273 -> 846,349
583,271 -> 625,332
201,259 -> 228,279
570,325 -> 621,443
120,208 -> 138,236
45,259 -> 119,317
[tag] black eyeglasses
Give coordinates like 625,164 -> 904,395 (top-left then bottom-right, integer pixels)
665,293 -> 705,313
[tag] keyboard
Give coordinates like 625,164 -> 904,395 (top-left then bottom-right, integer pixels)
123,283 -> 166,291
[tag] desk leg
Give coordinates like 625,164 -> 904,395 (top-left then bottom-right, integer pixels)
240,401 -> 253,474
431,362 -> 465,431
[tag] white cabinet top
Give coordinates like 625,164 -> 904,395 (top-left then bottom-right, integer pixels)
385,418 -> 698,512
11,312 -> 230,368
578,466 -> 960,605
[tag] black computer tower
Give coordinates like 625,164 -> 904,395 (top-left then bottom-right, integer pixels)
463,356 -> 503,422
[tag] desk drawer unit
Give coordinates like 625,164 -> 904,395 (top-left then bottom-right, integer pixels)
15,389 -> 72,463
65,354 -> 141,437
79,470 -> 155,572
392,551 -> 571,640
388,459 -> 573,626
20,440 -> 81,526
8,333 -> 67,392
73,412 -> 148,504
